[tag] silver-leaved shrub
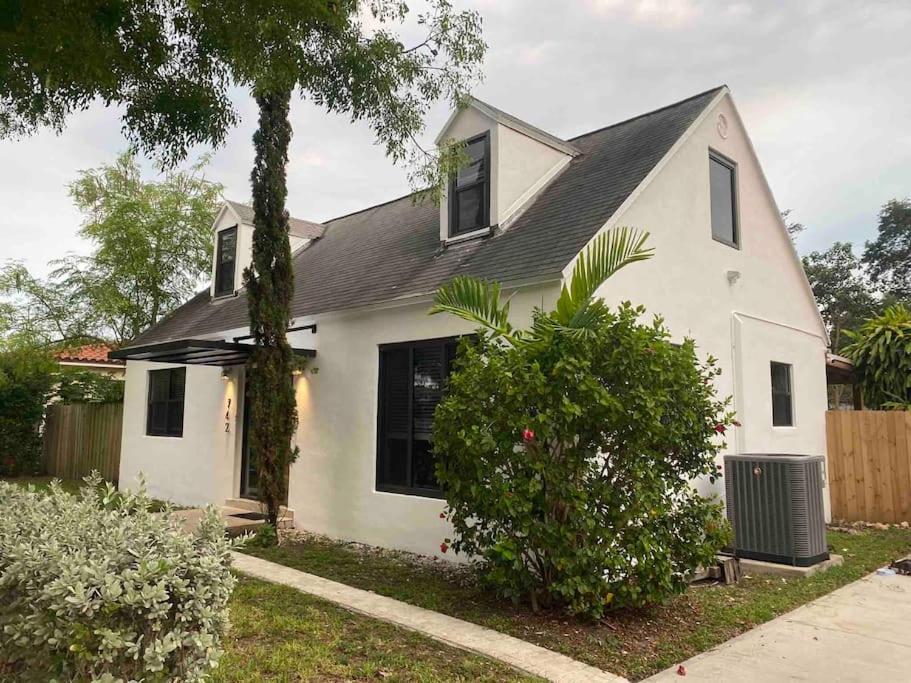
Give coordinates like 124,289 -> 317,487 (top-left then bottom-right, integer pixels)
0,475 -> 239,681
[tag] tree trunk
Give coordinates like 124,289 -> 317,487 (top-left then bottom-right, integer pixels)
244,88 -> 298,528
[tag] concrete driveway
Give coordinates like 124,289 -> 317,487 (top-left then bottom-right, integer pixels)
646,571 -> 910,682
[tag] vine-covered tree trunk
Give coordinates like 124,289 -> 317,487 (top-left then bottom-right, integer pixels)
244,89 -> 298,527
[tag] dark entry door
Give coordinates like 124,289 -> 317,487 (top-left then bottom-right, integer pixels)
240,385 -> 259,499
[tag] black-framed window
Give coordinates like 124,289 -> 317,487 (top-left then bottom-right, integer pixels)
448,133 -> 490,237
709,152 -> 738,247
376,337 -> 459,497
214,226 -> 237,296
770,362 -> 794,427
147,367 -> 186,437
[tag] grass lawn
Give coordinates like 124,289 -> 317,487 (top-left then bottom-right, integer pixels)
1,475 -> 84,494
245,527 -> 911,681
216,575 -> 538,682
1,475 -> 177,512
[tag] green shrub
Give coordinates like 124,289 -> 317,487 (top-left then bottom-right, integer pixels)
0,475 -> 239,681
843,304 -> 911,409
0,346 -> 56,476
433,304 -> 733,618
56,368 -> 125,403
248,522 -> 279,548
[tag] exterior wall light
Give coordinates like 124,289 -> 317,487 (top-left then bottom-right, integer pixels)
221,368 -> 231,381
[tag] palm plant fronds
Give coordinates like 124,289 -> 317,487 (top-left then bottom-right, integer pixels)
555,227 -> 653,327
430,275 -> 516,341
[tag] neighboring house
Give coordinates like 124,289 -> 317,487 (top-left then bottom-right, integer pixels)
55,344 -> 125,379
112,86 -> 830,558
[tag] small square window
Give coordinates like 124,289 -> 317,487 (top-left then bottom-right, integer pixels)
709,153 -> 738,247
770,362 -> 793,427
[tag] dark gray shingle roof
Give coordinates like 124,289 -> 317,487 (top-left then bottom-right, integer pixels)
132,86 -> 723,346
225,199 -> 324,239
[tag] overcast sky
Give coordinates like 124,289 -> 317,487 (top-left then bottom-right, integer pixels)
2,0 -> 909,277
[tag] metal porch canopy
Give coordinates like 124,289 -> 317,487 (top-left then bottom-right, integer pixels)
108,339 -> 316,367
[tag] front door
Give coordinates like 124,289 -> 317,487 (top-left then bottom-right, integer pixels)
240,385 -> 259,499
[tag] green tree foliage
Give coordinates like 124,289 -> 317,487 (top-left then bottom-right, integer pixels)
843,305 -> 911,410
0,0 -> 236,165
0,262 -> 100,349
863,198 -> 911,305
243,90 -> 299,526
55,369 -> 125,403
185,0 -> 485,527
0,152 -> 221,346
802,242 -> 879,353
3,0 -> 486,528
0,346 -> 57,475
430,230 -> 732,617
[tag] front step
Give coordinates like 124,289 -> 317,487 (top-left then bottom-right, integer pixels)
224,498 -> 295,527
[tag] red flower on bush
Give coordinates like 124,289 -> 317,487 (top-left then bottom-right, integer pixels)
438,512 -> 445,519
732,419 -> 742,427
522,428 -> 535,443
439,542 -> 449,554
714,423 -> 726,435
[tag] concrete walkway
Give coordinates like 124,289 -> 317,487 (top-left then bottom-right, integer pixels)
231,551 -> 626,683
646,571 -> 911,682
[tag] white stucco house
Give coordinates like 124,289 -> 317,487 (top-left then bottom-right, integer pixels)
112,85 -> 830,557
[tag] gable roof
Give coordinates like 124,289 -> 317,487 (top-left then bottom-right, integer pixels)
224,199 -> 325,240
436,97 -> 581,157
129,86 -> 725,346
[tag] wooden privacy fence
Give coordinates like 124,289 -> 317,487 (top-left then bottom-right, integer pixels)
42,402 -> 123,483
826,410 -> 911,523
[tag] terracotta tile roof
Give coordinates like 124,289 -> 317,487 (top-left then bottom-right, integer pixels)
55,344 -> 125,365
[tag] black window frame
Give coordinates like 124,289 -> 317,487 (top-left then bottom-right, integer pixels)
376,336 -> 462,498
214,225 -> 238,297
770,361 -> 794,427
448,132 -> 491,238
709,151 -> 739,248
146,367 -> 186,437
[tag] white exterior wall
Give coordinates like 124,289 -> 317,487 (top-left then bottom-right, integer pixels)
579,92 -> 830,513
210,209 -> 309,298
438,107 -> 571,239
286,285 -> 559,558
120,91 -> 833,549
119,360 -> 239,507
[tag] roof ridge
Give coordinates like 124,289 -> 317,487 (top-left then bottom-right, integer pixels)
322,188 -> 427,225
323,86 -> 725,226
567,85 -> 727,142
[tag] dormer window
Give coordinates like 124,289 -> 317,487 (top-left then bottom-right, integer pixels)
449,133 -> 490,237
214,226 -> 237,297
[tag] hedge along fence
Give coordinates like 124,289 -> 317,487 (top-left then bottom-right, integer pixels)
43,402 -> 123,483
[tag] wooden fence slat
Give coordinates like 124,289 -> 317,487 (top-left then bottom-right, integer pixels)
42,402 -> 122,484
826,410 -> 911,523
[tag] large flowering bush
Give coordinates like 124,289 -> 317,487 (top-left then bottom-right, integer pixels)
432,303 -> 733,618
0,476 -> 238,681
